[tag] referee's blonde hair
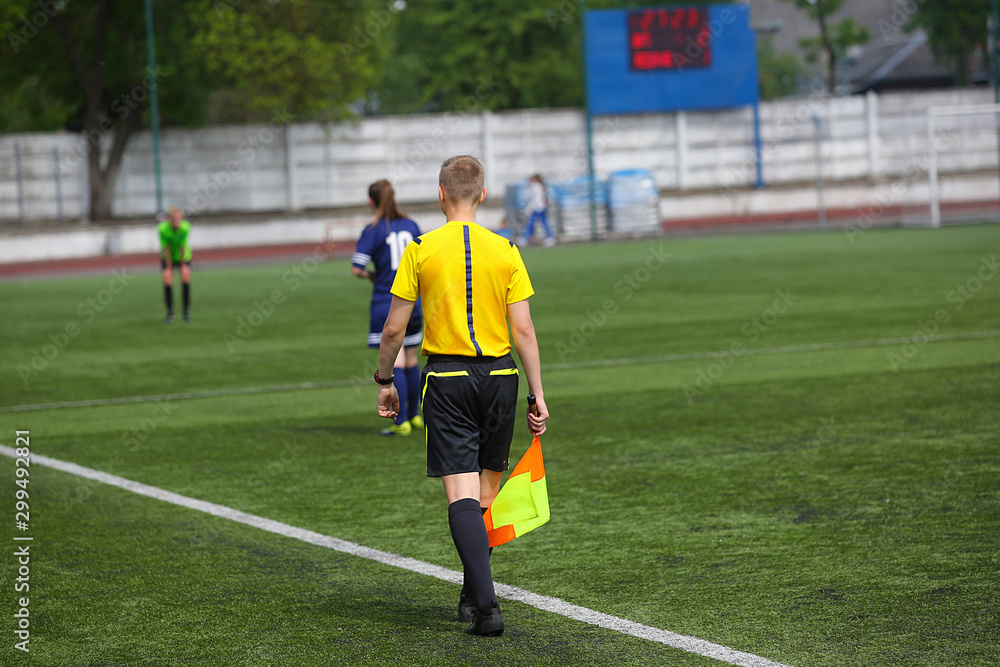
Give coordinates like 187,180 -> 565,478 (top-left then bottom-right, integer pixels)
440,155 -> 484,206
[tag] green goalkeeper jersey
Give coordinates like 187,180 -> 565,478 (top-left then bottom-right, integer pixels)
158,220 -> 192,262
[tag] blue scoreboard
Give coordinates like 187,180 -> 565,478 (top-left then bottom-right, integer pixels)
585,4 -> 759,116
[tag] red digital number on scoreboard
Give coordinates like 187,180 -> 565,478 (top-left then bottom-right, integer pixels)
628,7 -> 712,72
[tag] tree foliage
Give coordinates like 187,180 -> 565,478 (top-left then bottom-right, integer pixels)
906,0 -> 990,85
758,37 -> 804,101
373,0 -> 586,114
0,0 -> 383,219
193,0 -> 380,123
783,0 -> 869,93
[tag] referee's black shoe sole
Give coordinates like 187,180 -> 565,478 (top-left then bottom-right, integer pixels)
466,600 -> 504,637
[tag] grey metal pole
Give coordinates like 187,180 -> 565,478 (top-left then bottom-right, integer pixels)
991,0 -> 1000,215
53,147 -> 64,223
813,114 -> 826,230
993,0 -> 999,105
928,112 -> 941,228
145,0 -> 164,213
14,142 -> 26,227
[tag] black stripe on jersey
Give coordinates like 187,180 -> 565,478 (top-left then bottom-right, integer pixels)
463,225 -> 483,357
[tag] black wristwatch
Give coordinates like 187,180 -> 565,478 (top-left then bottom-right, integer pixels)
374,370 -> 394,385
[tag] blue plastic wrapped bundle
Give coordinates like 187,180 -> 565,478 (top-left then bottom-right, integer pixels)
607,169 -> 660,235
550,176 -> 609,240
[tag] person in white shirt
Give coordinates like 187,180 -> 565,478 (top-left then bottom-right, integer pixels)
519,174 -> 555,247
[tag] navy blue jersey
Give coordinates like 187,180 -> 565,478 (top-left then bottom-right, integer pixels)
353,217 -> 423,308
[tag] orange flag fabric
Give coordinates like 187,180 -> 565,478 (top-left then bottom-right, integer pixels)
483,435 -> 549,548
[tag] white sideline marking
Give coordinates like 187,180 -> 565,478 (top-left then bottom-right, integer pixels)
544,329 -> 1000,370
4,329 -> 998,414
0,380 -> 356,413
0,445 -> 792,667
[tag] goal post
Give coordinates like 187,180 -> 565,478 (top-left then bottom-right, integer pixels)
927,104 -> 1000,228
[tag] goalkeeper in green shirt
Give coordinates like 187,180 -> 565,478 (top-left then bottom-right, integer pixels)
158,206 -> 192,323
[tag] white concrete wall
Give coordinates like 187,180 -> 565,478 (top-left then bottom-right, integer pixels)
0,133 -> 88,223
3,167 -> 993,265
0,208 -> 449,265
1,88 -> 996,223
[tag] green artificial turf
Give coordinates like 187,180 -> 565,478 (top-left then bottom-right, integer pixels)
0,225 -> 998,666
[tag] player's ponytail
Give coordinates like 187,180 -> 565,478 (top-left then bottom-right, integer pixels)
368,180 -> 407,232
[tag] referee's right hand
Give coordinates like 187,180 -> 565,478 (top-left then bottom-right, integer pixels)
528,395 -> 549,436
377,385 -> 399,420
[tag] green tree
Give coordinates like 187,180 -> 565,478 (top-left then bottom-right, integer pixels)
194,0 -> 380,123
906,0 -> 990,85
783,0 -> 869,93
0,0 -> 380,220
758,37 -> 804,100
2,0 -> 159,220
372,0 -> 585,114
0,75 -> 77,131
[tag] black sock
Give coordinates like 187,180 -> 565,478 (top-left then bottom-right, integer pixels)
405,365 -> 421,420
164,285 -> 173,314
460,507 -> 492,601
449,498 -> 495,609
182,282 -> 190,314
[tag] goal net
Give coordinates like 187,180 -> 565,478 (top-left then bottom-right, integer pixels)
908,104 -> 1000,228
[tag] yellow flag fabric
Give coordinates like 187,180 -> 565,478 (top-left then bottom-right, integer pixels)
483,435 -> 549,547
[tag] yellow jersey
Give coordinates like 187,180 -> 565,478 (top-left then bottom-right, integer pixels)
391,221 -> 534,357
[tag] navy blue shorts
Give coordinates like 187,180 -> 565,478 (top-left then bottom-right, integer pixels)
422,354 -> 519,478
368,301 -> 422,348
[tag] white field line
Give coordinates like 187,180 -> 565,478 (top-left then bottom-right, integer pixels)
4,329 -> 998,414
0,444 -> 792,667
0,380 -> 357,413
544,329 -> 1000,370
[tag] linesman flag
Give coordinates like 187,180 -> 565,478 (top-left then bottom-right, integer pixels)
483,396 -> 549,547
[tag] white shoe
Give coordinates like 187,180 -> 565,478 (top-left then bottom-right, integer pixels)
543,237 -> 556,247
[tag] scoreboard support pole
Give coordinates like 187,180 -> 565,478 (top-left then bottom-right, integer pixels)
991,0 -> 1000,211
753,100 -> 765,188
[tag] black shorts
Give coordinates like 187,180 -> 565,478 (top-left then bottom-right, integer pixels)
422,354 -> 519,478
160,257 -> 191,270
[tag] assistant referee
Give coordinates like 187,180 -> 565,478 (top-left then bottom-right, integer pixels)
376,155 -> 549,637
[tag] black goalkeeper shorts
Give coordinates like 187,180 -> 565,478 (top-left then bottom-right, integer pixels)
160,257 -> 191,270
422,354 -> 519,478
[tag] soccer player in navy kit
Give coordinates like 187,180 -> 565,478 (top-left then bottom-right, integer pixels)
352,180 -> 424,436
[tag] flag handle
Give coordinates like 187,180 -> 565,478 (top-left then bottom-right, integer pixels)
527,394 -> 540,417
